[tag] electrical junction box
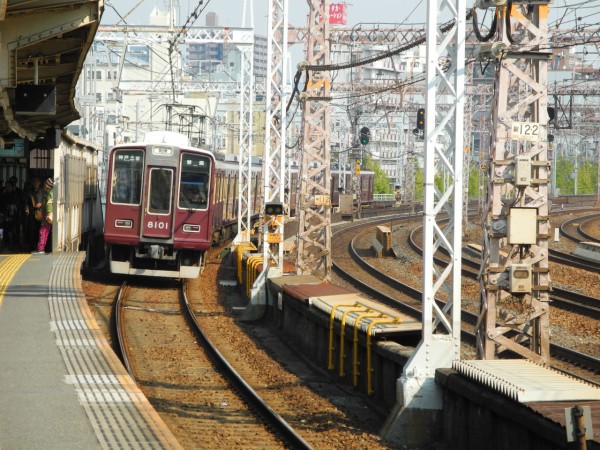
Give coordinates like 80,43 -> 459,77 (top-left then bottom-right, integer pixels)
509,263 -> 532,294
514,156 -> 531,187
339,194 -> 353,216
508,207 -> 537,245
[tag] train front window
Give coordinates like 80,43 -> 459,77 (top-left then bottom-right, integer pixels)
148,168 -> 173,214
179,153 -> 211,210
111,150 -> 144,205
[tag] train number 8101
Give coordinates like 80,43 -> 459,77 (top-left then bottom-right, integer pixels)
147,220 -> 169,230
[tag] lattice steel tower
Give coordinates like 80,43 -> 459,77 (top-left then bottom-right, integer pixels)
475,2 -> 552,362
295,0 -> 333,280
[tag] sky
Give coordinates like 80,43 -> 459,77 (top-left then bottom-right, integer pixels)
100,1 -> 600,47
101,1 -> 429,31
99,0 -> 600,72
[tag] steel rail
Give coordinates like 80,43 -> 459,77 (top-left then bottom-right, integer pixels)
409,226 -> 600,375
331,220 -> 600,379
179,282 -> 313,450
577,216 -> 600,244
560,213 -> 600,243
112,281 -> 136,379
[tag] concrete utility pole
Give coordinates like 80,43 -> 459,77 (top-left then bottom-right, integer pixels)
295,0 -> 332,280
476,2 -> 552,362
382,0 -> 465,447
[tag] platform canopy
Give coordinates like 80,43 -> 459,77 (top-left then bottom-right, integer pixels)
0,0 -> 103,141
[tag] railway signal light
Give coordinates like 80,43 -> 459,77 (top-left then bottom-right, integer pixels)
416,108 -> 425,130
265,202 -> 283,217
359,127 -> 370,145
265,202 -> 284,229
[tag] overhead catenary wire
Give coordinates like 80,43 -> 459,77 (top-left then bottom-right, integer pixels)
99,0 -> 600,148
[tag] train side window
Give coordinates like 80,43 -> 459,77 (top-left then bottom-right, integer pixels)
111,149 -> 144,204
179,153 -> 211,210
148,168 -> 173,214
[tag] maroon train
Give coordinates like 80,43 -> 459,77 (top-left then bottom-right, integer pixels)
104,131 -> 374,278
104,132 -> 215,277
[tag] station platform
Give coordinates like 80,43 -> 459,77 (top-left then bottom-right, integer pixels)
0,252 -> 182,450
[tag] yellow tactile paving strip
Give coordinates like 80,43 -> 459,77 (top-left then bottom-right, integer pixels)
0,254 -> 30,305
50,252 -> 183,449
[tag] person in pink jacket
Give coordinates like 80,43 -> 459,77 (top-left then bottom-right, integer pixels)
34,177 -> 54,254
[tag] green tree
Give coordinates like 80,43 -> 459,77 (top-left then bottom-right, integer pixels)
578,161 -> 597,194
364,155 -> 393,194
414,166 -> 424,201
434,171 -> 445,194
555,159 -> 574,195
468,163 -> 480,198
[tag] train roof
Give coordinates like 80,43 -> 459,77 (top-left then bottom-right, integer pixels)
141,131 -> 189,146
109,131 -> 214,157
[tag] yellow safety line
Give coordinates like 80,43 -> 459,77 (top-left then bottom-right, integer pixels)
0,254 -> 31,305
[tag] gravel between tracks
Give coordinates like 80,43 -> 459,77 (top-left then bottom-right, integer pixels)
82,249 -> 394,449
357,213 -> 600,370
81,211 -> 600,446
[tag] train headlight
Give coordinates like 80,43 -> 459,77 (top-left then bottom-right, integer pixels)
183,224 -> 200,233
115,219 -> 133,228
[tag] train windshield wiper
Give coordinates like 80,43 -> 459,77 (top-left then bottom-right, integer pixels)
180,192 -> 194,212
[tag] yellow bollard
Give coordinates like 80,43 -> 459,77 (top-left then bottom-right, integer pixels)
366,317 -> 401,395
339,306 -> 369,377
353,311 -> 382,387
328,303 -> 360,371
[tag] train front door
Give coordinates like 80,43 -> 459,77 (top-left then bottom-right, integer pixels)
142,167 -> 174,238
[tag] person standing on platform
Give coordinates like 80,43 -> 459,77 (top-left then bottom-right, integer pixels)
1,179 -> 20,251
10,176 -> 27,249
34,178 -> 54,254
27,177 -> 43,251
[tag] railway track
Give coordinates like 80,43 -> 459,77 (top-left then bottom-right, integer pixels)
578,215 -> 600,243
108,264 -> 391,449
408,226 -> 600,376
112,280 -> 309,449
548,249 -> 600,272
331,218 -> 600,381
456,241 -> 600,320
560,213 -> 600,243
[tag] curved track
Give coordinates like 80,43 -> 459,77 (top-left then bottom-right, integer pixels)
560,213 -> 600,243
408,227 -> 600,372
331,218 -> 600,381
578,215 -> 600,243
427,233 -> 600,320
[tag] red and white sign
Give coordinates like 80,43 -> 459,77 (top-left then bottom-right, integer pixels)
329,3 -> 347,25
